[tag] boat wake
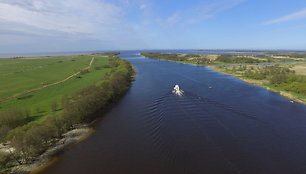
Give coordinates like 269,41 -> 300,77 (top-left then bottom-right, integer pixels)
140,87 -> 272,173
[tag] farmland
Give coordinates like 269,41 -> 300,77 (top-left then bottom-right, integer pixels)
0,54 -> 110,121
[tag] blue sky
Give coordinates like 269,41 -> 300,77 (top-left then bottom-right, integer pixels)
0,0 -> 306,53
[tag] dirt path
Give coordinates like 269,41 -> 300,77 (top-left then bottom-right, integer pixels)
0,57 -> 95,102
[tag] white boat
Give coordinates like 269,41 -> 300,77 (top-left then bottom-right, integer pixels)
172,84 -> 184,96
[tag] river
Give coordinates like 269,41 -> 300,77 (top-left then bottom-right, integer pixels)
42,51 -> 306,174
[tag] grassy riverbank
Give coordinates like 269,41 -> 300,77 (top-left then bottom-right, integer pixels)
0,53 -> 134,173
141,52 -> 306,105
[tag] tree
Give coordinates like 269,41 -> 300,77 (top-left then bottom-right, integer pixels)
0,109 -> 26,129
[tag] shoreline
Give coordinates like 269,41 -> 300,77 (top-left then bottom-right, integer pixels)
8,124 -> 95,174
208,66 -> 306,105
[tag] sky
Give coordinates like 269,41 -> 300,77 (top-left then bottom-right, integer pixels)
0,0 -> 306,53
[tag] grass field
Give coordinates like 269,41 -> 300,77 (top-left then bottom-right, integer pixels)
0,55 -> 93,98
0,54 -> 112,122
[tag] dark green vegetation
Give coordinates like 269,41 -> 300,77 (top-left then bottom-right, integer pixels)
0,53 -> 134,171
141,52 -> 306,65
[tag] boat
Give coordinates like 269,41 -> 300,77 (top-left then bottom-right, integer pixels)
172,84 -> 184,96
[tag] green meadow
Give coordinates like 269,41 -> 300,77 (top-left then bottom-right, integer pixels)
0,54 -> 111,122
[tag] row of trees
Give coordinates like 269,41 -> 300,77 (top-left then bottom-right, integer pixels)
0,57 -> 134,168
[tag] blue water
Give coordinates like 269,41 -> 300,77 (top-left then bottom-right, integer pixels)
41,51 -> 306,174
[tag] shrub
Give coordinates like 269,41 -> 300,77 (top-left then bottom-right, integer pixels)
0,109 -> 27,129
280,82 -> 306,95
270,74 -> 288,84
80,69 -> 89,75
0,152 -> 12,168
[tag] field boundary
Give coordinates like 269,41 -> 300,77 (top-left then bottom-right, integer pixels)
0,57 -> 95,102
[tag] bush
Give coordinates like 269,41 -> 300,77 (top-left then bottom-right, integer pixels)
280,82 -> 306,95
270,74 -> 288,84
80,69 -> 89,75
244,70 -> 265,80
95,65 -> 111,70
0,126 -> 10,140
216,55 -> 232,63
0,109 -> 27,129
0,152 -> 12,168
11,118 -> 66,159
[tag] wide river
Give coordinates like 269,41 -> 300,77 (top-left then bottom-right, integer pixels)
43,51 -> 306,174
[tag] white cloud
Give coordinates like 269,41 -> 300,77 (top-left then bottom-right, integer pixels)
166,13 -> 180,25
0,0 -> 123,36
0,0 -> 249,52
187,0 -> 245,24
263,8 -> 306,25
158,0 -> 245,26
139,4 -> 147,10
0,0 -> 149,52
